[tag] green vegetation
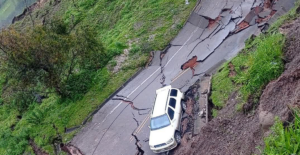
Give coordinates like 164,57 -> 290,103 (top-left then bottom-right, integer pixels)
211,0 -> 300,110
210,1 -> 300,153
211,34 -> 285,109
212,109 -> 218,118
263,113 -> 300,154
15,0 -> 196,51
210,0 -> 300,110
0,0 -> 196,154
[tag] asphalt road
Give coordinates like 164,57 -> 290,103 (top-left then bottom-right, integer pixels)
71,0 -> 295,154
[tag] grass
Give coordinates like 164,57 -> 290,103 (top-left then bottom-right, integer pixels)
212,109 -> 218,118
210,34 -> 285,110
0,0 -> 197,154
14,0 -> 196,51
263,113 -> 300,155
0,68 -> 138,154
211,0 -> 300,110
210,0 -> 300,110
209,1 -> 300,153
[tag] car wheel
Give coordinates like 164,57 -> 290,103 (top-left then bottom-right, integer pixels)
181,102 -> 187,112
175,131 -> 181,145
182,96 -> 188,102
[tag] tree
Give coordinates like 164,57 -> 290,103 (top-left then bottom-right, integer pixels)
0,19 -> 107,107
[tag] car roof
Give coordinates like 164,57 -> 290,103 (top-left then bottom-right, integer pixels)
152,85 -> 172,117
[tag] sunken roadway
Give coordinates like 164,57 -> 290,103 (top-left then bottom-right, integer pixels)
71,0 -> 295,154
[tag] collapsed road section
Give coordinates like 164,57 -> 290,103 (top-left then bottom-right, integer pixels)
70,0 -> 296,154
164,0 -> 295,92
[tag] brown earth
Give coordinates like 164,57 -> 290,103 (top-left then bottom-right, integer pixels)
172,14 -> 300,155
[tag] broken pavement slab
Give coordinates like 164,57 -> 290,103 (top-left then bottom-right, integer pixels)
188,12 -> 209,29
171,22 -> 198,45
150,51 -> 161,67
71,0 -> 298,154
187,21 -> 236,61
196,0 -> 225,19
193,75 -> 211,136
258,9 -> 271,18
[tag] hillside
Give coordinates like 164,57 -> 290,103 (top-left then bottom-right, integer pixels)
173,1 -> 300,154
0,0 -> 197,154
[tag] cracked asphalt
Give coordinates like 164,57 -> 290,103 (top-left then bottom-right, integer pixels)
71,0 -> 295,154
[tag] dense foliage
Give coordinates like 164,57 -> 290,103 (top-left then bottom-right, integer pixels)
0,19 -> 110,110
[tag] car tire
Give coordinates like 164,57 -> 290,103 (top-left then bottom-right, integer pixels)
175,131 -> 181,145
181,102 -> 187,112
182,96 -> 188,102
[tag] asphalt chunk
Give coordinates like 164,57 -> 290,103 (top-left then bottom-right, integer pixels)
188,12 -> 209,29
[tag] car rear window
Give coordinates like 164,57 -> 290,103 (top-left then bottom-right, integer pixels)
169,98 -> 176,109
170,89 -> 178,97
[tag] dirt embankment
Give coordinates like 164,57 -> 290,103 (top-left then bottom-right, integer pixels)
173,15 -> 300,155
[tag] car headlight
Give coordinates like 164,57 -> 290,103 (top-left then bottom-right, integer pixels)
166,138 -> 174,144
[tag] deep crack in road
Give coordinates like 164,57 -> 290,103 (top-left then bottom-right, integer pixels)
70,0 -> 296,154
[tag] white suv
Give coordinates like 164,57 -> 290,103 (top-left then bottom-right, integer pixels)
149,85 -> 186,153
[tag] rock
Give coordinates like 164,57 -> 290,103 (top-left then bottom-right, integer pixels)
201,89 -> 208,94
259,111 -> 275,130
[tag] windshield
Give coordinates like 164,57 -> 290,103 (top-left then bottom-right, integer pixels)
150,114 -> 170,130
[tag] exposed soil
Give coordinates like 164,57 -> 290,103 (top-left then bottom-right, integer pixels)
172,12 -> 300,155
259,17 -> 300,124
173,91 -> 263,155
208,15 -> 221,29
60,143 -> 84,155
228,62 -> 236,77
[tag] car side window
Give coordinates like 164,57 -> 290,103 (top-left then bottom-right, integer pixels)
168,108 -> 175,120
169,98 -> 176,109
